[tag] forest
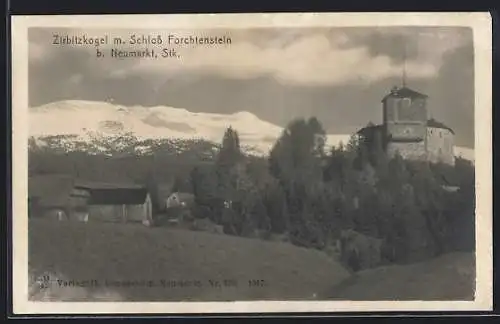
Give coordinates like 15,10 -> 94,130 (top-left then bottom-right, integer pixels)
28,117 -> 475,271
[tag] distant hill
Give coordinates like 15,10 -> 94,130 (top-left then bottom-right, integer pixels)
324,252 -> 475,301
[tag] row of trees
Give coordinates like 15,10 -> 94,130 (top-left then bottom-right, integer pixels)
182,118 -> 475,266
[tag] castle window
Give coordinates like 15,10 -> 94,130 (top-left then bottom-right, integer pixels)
398,98 -> 414,121
402,98 -> 411,106
439,132 -> 442,138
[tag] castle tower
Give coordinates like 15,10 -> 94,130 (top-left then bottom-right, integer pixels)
356,45 -> 456,166
381,83 -> 429,160
382,86 -> 428,142
383,41 -> 428,144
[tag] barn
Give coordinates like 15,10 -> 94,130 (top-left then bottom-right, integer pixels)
83,181 -> 153,225
28,174 -> 153,225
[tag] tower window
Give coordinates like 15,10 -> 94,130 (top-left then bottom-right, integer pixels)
402,98 -> 411,106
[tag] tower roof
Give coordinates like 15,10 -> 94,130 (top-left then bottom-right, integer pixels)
382,86 -> 428,102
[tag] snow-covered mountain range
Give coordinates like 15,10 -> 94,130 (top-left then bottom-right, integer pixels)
29,100 -> 475,162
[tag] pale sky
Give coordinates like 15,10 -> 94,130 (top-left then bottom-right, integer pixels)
28,26 -> 474,148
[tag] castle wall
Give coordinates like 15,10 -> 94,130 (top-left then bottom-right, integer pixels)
383,97 -> 398,123
386,123 -> 426,141
385,127 -> 455,166
386,141 -> 427,162
426,127 -> 455,166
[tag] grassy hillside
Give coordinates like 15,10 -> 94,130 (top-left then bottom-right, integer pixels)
28,219 -> 350,301
324,252 -> 475,301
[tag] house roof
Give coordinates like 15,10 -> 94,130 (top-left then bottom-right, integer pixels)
80,180 -> 149,205
382,86 -> 428,102
29,174 -> 150,207
75,180 -> 145,190
356,124 -> 383,136
169,192 -> 195,202
427,118 -> 455,134
88,187 -> 149,205
356,120 -> 454,136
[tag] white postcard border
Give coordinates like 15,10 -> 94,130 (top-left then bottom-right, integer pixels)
11,12 -> 493,314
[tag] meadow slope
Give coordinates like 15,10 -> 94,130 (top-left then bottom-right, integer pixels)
29,219 -> 351,302
29,220 -> 476,302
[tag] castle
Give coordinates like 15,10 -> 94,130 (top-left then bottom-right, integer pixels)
357,85 -> 455,166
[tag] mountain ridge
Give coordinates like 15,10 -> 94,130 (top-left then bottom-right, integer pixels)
29,100 -> 475,161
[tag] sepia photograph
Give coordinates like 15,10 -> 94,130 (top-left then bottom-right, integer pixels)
11,13 -> 492,314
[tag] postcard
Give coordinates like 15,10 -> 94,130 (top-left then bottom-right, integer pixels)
11,12 -> 492,314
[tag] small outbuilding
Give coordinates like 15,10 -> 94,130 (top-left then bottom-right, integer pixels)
83,181 -> 153,225
165,192 -> 196,209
